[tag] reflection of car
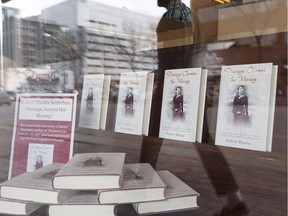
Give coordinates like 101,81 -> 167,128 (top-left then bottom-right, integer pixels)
5,91 -> 17,101
0,91 -> 12,105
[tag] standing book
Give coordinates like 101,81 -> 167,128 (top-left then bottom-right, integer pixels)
0,197 -> 42,216
52,152 -> 126,190
0,163 -> 75,204
159,68 -> 207,142
114,71 -> 154,135
132,170 -> 199,215
79,74 -> 105,130
98,163 -> 166,204
48,191 -> 116,216
215,63 -> 278,151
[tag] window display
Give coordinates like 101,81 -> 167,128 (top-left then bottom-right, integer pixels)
0,0 -> 287,215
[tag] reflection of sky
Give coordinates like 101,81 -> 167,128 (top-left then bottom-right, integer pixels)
4,0 -> 191,18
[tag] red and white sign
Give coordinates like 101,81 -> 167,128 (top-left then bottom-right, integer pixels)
9,93 -> 77,178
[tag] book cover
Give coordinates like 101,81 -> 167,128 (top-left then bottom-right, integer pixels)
0,197 -> 42,216
114,71 -> 151,135
133,170 -> 199,215
98,163 -> 166,204
9,93 -> 77,178
79,74 -> 105,129
52,152 -> 126,190
48,191 -> 116,216
159,68 -> 205,142
215,63 -> 277,151
0,163 -> 75,204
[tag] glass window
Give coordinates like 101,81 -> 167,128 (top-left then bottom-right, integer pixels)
1,0 -> 287,215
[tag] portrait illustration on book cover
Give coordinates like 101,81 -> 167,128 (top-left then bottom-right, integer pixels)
124,87 -> 134,117
231,85 -> 250,126
172,86 -> 184,120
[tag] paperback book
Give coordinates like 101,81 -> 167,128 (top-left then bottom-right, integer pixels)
52,152 -> 126,190
132,170 -> 199,215
159,68 -> 207,142
215,63 -> 278,151
0,163 -> 75,204
98,163 -> 166,204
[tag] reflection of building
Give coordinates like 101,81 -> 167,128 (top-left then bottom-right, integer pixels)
2,6 -> 22,66
2,6 -> 70,68
41,0 -> 159,75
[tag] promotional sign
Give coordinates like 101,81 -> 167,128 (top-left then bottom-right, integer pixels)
9,93 -> 77,178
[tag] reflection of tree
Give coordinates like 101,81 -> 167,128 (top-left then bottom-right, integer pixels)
44,26 -> 89,91
114,22 -> 157,72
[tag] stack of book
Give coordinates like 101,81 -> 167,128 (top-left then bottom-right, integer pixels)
0,152 -> 199,216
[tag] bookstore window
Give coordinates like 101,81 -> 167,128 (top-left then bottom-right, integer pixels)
0,0 -> 287,216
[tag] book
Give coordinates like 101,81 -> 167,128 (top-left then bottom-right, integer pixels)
48,191 -> 116,216
114,71 -> 154,135
215,63 -> 278,151
0,197 -> 42,216
0,163 -> 75,204
52,152 -> 126,190
9,93 -> 77,178
98,163 -> 166,204
159,68 -> 207,142
79,74 -> 105,130
132,170 -> 199,215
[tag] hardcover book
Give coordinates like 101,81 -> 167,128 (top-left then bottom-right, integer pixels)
9,93 -> 77,178
98,163 -> 166,204
48,191 -> 116,216
132,170 -> 199,215
0,163 -> 75,204
52,152 -> 126,190
114,71 -> 154,135
0,197 -> 42,216
79,74 -> 105,130
215,63 -> 278,151
159,68 -> 207,142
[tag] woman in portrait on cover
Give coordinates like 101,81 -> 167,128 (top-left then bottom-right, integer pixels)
35,155 -> 43,170
172,86 -> 183,120
124,87 -> 134,115
232,85 -> 249,124
86,87 -> 94,112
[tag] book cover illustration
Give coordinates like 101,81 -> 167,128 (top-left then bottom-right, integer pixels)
9,93 -> 77,178
26,143 -> 54,172
159,68 -> 202,142
215,63 -> 276,151
122,163 -> 165,190
79,74 -> 105,129
115,72 -> 149,135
